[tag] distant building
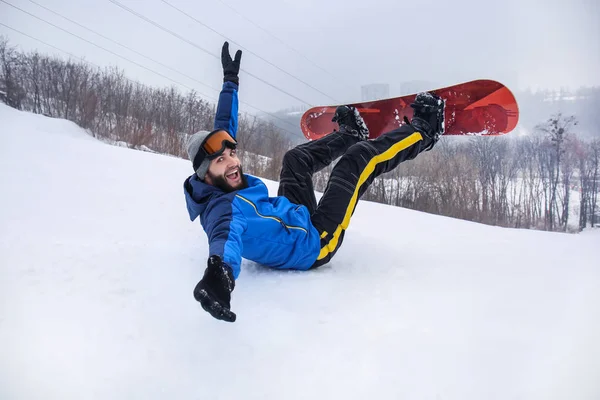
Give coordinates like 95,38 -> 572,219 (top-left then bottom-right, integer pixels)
399,80 -> 437,95
361,84 -> 390,101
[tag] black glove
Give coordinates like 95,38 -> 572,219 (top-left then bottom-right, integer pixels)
410,92 -> 445,143
221,42 -> 242,85
194,255 -> 236,322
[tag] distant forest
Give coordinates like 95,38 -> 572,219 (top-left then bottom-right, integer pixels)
1,36 -> 598,232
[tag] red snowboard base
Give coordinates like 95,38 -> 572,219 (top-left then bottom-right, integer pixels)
301,79 -> 519,140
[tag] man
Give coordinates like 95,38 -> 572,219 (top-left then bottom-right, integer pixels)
184,42 -> 444,322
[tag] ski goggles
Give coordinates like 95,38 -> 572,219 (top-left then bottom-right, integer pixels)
201,129 -> 237,159
193,129 -> 238,171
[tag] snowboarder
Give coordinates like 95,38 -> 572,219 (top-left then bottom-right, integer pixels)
184,42 -> 445,322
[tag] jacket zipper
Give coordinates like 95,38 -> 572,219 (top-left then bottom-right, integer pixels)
235,195 -> 308,234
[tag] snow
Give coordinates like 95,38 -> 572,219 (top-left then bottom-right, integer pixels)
1,103 -> 599,399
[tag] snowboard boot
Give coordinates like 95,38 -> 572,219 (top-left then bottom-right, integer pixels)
409,92 -> 445,150
331,105 -> 370,141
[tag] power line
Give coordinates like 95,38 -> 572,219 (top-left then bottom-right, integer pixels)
1,21 -> 176,98
0,22 -> 95,65
24,0 -> 219,99
0,23 -> 186,113
159,0 -> 340,104
0,23 -> 303,140
0,0 -> 194,93
0,21 -> 304,141
214,0 -> 349,89
108,0 -> 315,108
0,1 -> 304,138
24,0 -> 301,135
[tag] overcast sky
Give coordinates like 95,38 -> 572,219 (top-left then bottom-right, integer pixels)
1,0 -> 599,113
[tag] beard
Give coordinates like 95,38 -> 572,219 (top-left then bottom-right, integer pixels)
207,165 -> 249,193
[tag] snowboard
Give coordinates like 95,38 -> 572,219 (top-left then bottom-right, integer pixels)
300,79 -> 519,140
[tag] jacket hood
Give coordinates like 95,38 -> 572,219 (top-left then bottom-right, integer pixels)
183,174 -> 227,221
184,174 -> 258,221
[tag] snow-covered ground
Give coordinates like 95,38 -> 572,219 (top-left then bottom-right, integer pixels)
0,103 -> 599,399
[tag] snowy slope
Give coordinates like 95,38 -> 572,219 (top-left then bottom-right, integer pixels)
0,103 -> 599,400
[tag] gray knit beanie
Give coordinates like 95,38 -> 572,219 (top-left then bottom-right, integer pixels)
186,130 -> 212,180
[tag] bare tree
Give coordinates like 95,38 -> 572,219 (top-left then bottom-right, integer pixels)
0,36 -> 25,108
588,140 -> 600,227
535,113 -> 577,230
4,36 -> 599,234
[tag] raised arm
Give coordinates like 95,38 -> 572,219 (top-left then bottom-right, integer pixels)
214,42 -> 242,138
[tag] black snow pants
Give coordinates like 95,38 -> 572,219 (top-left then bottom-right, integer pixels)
277,125 -> 433,269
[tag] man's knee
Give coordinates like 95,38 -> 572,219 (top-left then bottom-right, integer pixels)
345,141 -> 378,159
282,147 -> 309,170
336,141 -> 376,171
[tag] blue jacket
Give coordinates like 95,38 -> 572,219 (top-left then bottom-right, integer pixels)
184,82 -> 321,278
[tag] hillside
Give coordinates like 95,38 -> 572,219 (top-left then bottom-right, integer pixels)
0,104 -> 598,399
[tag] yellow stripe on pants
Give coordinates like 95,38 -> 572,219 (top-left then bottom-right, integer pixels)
317,132 -> 423,260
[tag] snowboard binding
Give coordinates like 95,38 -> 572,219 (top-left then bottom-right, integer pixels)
332,105 -> 370,141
